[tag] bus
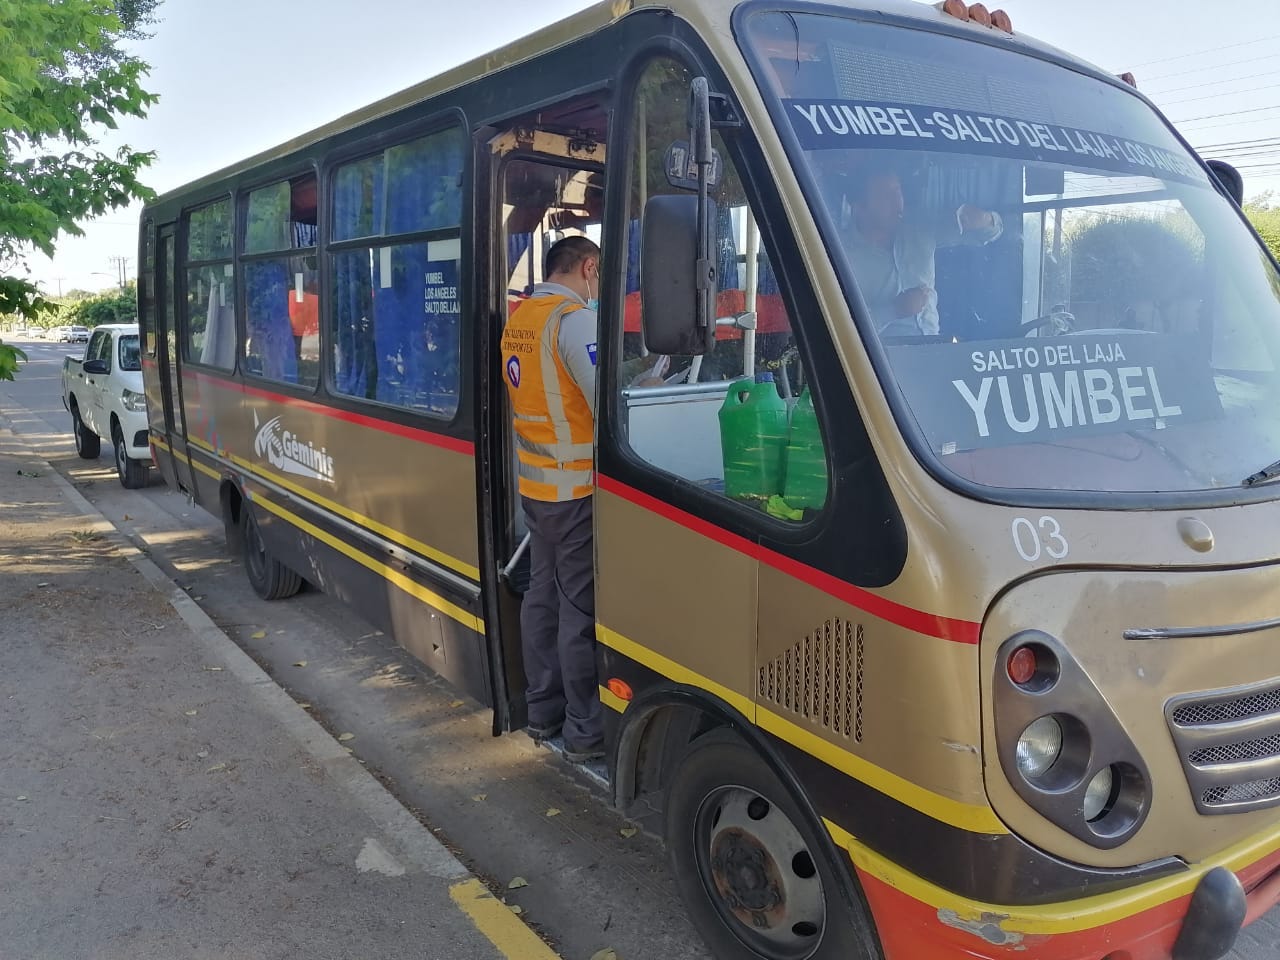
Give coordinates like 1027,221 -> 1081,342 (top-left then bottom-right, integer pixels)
138,0 -> 1280,957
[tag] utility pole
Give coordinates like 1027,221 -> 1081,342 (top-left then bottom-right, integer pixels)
108,255 -> 130,291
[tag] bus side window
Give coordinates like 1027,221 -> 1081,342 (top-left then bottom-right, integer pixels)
619,56 -> 828,519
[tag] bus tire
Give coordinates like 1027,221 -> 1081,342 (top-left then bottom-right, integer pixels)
113,423 -> 149,489
664,729 -> 880,960
72,403 -> 100,460
241,504 -> 302,601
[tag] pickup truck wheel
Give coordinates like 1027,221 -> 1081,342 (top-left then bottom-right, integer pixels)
112,424 -> 149,489
242,505 -> 302,601
72,405 -> 100,459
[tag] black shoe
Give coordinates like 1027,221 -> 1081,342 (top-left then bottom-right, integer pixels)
564,739 -> 605,763
526,720 -> 562,742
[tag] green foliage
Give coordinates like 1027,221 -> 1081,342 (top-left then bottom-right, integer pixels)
61,283 -> 138,326
0,339 -> 27,381
1066,216 -> 1202,327
0,0 -> 160,377
1243,193 -> 1280,262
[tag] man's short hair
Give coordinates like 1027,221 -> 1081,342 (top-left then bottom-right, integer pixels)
848,161 -> 901,206
546,235 -> 600,277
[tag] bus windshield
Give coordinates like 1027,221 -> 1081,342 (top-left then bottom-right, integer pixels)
743,10 -> 1280,497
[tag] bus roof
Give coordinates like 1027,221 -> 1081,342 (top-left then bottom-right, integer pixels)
148,0 -> 1122,209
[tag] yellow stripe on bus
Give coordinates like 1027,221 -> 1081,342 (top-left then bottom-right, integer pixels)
252,492 -> 484,634
183,435 -> 480,581
825,816 -> 1280,936
596,624 -> 1007,836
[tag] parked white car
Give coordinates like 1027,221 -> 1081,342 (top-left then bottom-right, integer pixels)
61,324 -> 151,488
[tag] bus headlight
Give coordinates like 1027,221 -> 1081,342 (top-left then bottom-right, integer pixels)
1016,716 -> 1063,780
1083,766 -> 1115,821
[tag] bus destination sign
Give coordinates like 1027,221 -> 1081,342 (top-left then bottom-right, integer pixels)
784,98 -> 1205,187
887,334 -> 1221,453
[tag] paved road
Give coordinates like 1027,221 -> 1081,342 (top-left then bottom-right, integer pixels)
3,333 -> 1278,959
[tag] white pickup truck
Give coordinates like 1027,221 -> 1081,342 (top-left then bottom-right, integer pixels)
61,323 -> 151,488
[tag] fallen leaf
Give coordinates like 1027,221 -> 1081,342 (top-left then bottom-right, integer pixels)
449,700 -> 464,708
169,818 -> 191,831
250,630 -> 266,639
195,750 -> 209,759
590,950 -> 619,960
343,746 -> 354,754
15,796 -> 28,802
293,661 -> 307,668
184,710 -> 197,716
203,666 -> 223,672
507,877 -> 528,889
337,732 -> 355,742
471,793 -> 487,802
122,514 -> 132,521
298,703 -> 312,709
36,582 -> 49,588
510,905 -> 524,915
619,826 -> 638,839
206,762 -> 227,773
276,630 -> 285,634
545,807 -> 561,817
192,596 -> 204,601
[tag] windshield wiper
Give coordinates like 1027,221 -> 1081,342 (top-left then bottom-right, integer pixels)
1243,459 -> 1280,486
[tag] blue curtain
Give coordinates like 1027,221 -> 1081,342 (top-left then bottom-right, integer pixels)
245,260 -> 297,383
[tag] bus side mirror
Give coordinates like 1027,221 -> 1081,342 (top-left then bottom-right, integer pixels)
1206,159 -> 1243,206
640,194 -> 717,356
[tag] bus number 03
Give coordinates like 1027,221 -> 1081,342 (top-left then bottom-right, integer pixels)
1011,516 -> 1069,562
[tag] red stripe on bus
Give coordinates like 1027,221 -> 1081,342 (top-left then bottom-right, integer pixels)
181,368 -> 475,456
596,474 -> 981,645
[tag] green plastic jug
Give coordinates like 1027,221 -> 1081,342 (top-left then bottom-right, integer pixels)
719,372 -> 789,500
783,386 -> 828,510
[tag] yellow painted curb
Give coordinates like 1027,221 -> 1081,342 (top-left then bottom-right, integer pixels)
449,877 -> 560,959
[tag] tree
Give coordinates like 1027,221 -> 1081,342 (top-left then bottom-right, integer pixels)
0,0 -> 159,380
63,283 -> 138,327
1243,193 -> 1280,262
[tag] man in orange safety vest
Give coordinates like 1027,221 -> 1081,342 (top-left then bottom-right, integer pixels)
501,236 -> 606,762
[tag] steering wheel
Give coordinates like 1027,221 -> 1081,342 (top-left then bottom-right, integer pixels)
1022,309 -> 1076,337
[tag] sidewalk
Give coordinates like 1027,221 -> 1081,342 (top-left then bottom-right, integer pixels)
0,427 -> 554,960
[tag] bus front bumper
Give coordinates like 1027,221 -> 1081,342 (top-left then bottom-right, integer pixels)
844,835 -> 1280,960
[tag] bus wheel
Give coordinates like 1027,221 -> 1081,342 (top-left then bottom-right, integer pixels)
665,730 -> 879,960
72,404 -> 100,459
113,423 -> 149,489
241,505 -> 302,601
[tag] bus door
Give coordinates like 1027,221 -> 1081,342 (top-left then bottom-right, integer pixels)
475,108 -> 607,735
155,224 -> 198,495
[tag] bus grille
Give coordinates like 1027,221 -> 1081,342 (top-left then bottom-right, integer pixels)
1166,678 -> 1280,815
758,620 -> 864,741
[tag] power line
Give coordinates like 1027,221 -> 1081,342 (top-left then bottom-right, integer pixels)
1145,68 -> 1280,96
1159,84 -> 1280,108
1193,135 -> 1280,150
1128,33 -> 1280,69
1143,52 -> 1280,83
1176,113 -> 1280,133
1171,104 -> 1280,124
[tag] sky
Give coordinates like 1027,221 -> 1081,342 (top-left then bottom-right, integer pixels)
26,0 -> 1280,295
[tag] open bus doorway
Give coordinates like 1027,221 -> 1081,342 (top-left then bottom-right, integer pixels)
480,99 -> 610,749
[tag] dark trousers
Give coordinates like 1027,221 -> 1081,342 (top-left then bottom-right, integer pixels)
520,495 -> 602,747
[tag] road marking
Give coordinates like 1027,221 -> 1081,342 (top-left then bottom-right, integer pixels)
449,877 -> 561,959
356,837 -> 406,877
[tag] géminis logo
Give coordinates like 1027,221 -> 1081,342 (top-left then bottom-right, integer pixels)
253,411 -> 335,483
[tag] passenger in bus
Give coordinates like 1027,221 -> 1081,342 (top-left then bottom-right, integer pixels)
845,164 -> 1002,338
500,236 -> 606,763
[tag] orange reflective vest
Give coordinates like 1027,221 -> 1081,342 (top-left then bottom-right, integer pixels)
501,295 -> 594,502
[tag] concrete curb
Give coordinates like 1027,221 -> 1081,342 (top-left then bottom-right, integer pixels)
1,416 -> 560,958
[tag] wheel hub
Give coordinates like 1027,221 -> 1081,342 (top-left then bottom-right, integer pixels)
696,786 -> 827,958
711,827 -> 785,924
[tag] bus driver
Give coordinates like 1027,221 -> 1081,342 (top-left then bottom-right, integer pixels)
846,164 -> 1003,338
